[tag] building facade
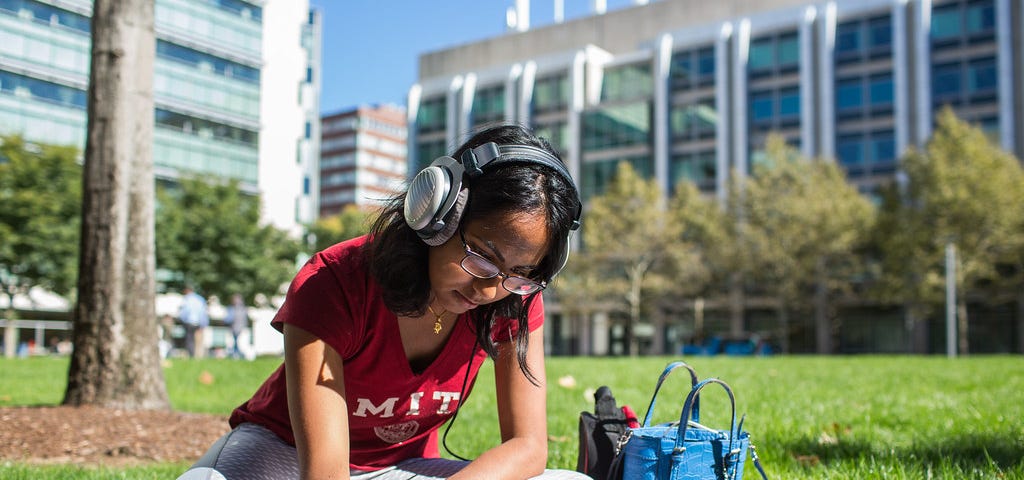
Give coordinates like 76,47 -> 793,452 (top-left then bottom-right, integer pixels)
319,104 -> 407,216
0,0 -> 320,235
407,0 -> 1021,355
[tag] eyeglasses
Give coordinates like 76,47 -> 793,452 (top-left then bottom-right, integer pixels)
458,230 -> 546,296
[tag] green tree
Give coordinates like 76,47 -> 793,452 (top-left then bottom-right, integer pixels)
669,178 -> 747,337
875,108 -> 1024,354
0,136 -> 82,299
578,162 -> 683,355
743,136 -> 874,353
155,176 -> 302,304
0,136 -> 82,357
307,204 -> 373,253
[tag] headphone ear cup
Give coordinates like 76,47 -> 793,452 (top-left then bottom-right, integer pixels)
405,166 -> 451,232
421,187 -> 468,247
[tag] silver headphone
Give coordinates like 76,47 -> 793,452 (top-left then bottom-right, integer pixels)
404,142 -> 581,276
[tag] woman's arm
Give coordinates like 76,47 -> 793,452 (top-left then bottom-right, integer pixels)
284,324 -> 350,480
450,326 -> 549,480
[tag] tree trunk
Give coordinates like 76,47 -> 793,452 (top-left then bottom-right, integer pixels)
957,297 -> 969,355
64,0 -> 168,410
728,272 -> 744,336
814,259 -> 832,354
776,302 -> 790,354
1017,292 -> 1024,354
905,306 -> 929,354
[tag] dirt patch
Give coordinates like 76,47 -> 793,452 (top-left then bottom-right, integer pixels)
0,405 -> 229,466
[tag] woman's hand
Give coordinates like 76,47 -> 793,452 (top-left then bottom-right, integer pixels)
450,326 -> 549,480
284,324 -> 350,480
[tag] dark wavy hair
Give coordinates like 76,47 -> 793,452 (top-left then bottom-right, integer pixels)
364,123 -> 580,382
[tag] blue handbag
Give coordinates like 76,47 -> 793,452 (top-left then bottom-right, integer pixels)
617,362 -> 768,480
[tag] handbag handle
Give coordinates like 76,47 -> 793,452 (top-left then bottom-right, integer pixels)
674,378 -> 738,456
640,361 -> 700,427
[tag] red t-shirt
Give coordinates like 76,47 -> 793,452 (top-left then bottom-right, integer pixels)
229,235 -> 545,471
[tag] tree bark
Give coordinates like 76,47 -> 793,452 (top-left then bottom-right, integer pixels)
728,272 -> 744,336
64,0 -> 168,410
957,298 -> 969,355
814,259 -> 832,354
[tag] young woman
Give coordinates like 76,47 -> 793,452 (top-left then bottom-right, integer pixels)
177,124 -> 589,480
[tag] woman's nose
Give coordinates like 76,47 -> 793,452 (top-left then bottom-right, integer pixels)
472,275 -> 504,301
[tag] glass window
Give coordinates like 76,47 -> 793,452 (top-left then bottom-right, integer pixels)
868,15 -> 892,49
777,33 -> 800,67
0,0 -> 90,34
836,22 -> 861,56
156,40 -> 260,83
416,97 -> 446,133
869,74 -> 894,107
836,79 -> 863,112
472,85 -> 505,125
931,4 -> 962,41
748,38 -> 774,71
967,57 -> 997,94
932,63 -> 962,99
582,103 -> 651,150
670,52 -> 693,85
697,48 -> 715,80
749,92 -> 773,122
533,74 -> 569,112
837,134 -> 864,165
871,132 -> 896,163
779,87 -> 800,118
966,0 -> 995,36
601,64 -> 652,102
0,70 -> 86,108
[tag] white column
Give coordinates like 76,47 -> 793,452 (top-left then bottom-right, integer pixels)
893,0 -> 910,157
446,76 -> 463,151
799,6 -> 818,158
818,2 -> 837,161
733,19 -> 751,179
915,0 -> 933,146
715,22 -> 733,204
406,84 -> 422,178
519,61 -> 537,125
996,0 -> 1014,152
654,33 -> 673,197
506,63 -> 523,124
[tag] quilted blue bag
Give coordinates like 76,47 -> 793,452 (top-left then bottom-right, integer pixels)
617,362 -> 768,480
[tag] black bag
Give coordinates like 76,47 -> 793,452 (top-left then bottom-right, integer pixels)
577,386 -> 636,480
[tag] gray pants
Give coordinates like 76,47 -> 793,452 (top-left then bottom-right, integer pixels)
176,423 -> 591,480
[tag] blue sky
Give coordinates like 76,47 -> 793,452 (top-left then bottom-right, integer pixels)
309,1 -> 637,114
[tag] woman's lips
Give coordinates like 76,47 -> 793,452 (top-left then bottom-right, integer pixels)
455,290 -> 479,310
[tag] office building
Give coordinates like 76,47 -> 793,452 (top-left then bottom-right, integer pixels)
0,0 -> 320,235
319,104 -> 407,216
407,0 -> 1020,354
409,0 -> 1018,199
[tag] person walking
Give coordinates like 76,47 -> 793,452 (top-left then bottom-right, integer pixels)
224,293 -> 249,359
178,285 -> 209,358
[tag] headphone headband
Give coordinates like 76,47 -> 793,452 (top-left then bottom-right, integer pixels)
404,141 -> 582,277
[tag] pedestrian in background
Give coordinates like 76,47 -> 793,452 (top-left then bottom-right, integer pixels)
178,285 -> 209,358
224,293 -> 249,359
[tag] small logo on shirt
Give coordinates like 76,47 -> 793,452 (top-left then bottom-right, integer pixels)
374,420 -> 420,444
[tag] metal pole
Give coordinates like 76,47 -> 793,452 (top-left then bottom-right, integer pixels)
945,241 -> 956,358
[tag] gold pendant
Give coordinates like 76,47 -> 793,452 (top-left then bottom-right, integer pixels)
433,319 -> 442,335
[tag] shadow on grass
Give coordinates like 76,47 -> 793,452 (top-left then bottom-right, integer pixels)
779,432 -> 1024,470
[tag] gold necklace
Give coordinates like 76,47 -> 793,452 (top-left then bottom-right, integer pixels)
427,304 -> 447,335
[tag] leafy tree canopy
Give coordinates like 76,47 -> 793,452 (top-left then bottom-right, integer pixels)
155,176 -> 301,305
0,135 -> 81,300
307,204 -> 373,253
875,108 -> 1024,312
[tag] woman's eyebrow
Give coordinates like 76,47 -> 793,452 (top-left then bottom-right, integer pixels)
480,237 -> 538,271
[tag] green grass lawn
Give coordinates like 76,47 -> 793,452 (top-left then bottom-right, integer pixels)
2,355 -> 1022,479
